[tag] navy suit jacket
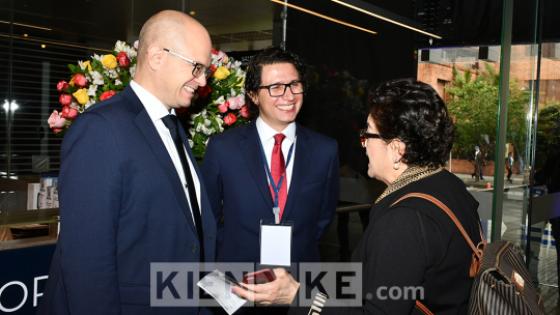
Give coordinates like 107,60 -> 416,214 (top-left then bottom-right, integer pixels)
39,86 -> 216,315
202,121 -> 338,264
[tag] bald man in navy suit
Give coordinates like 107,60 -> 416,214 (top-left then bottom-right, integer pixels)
40,10 -> 216,315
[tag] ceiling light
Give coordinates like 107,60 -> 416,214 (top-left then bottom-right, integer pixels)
331,0 -> 442,39
3,100 -> 19,113
0,20 -> 52,31
270,0 -> 376,35
41,44 -> 46,49
189,10 -> 196,16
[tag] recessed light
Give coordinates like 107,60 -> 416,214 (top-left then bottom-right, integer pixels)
331,0 -> 442,39
189,10 -> 196,16
270,0 -> 376,35
41,44 -> 46,49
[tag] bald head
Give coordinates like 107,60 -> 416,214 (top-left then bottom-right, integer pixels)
133,10 -> 212,110
137,10 -> 210,67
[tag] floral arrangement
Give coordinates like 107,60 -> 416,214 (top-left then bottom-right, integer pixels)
188,48 -> 249,158
48,41 -> 137,133
48,41 -> 250,158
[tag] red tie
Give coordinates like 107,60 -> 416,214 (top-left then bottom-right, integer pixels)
271,133 -> 288,219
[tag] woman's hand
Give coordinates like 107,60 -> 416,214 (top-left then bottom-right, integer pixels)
232,268 -> 300,306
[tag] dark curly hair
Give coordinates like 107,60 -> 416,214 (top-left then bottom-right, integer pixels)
368,78 -> 454,167
245,47 -> 306,116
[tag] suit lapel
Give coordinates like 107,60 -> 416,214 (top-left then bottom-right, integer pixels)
282,124 -> 311,221
240,122 -> 274,209
126,88 -> 198,236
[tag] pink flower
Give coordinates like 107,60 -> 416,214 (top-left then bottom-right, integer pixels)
116,51 -> 130,68
72,73 -> 88,87
56,80 -> 69,92
61,106 -> 79,120
47,110 -> 67,133
100,90 -> 117,101
59,94 -> 72,106
212,49 -> 226,61
227,95 -> 245,110
223,113 -> 237,126
217,101 -> 229,113
239,105 -> 250,118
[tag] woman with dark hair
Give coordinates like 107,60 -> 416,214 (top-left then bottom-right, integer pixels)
234,79 -> 482,314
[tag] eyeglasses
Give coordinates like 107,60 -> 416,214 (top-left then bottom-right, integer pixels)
258,81 -> 304,97
163,48 -> 211,78
359,129 -> 382,148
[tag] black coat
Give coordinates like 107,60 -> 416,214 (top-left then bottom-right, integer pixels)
350,169 -> 481,314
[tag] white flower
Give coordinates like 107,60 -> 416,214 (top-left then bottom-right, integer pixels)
188,139 -> 194,148
125,46 -> 137,58
130,64 -> 137,77
78,60 -> 89,71
212,95 -> 225,106
87,84 -> 98,96
204,118 -> 211,127
92,54 -> 103,62
201,125 -> 213,135
115,79 -> 122,86
113,40 -> 128,53
90,71 -> 104,85
107,69 -> 118,79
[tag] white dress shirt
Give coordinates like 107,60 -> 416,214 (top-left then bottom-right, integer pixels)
130,80 -> 201,221
256,117 -> 297,190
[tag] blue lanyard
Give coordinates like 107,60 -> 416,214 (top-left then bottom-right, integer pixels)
258,137 -> 295,208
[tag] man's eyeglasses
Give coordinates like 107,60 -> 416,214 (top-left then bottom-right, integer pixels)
163,48 -> 211,78
258,81 -> 304,97
360,129 -> 382,148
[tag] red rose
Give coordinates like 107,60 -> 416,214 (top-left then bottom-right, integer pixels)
239,105 -> 250,118
56,80 -> 69,92
72,73 -> 88,87
100,90 -> 117,101
61,106 -> 78,119
197,85 -> 212,98
59,94 -> 72,106
116,51 -> 130,68
223,113 -> 237,126
209,64 -> 217,73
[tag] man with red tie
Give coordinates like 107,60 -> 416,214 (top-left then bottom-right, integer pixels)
202,48 -> 339,269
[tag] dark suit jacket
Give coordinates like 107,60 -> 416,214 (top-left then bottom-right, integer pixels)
39,86 -> 216,315
202,121 -> 338,264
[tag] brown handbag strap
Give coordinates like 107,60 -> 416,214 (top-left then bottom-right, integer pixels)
391,192 -> 484,259
415,300 -> 434,315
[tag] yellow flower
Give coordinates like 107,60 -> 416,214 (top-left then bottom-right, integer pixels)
73,88 -> 89,105
83,60 -> 92,72
101,54 -> 117,69
213,66 -> 230,80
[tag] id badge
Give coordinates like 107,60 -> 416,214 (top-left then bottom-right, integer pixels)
259,220 -> 293,267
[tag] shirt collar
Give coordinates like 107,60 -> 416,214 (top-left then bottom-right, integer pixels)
130,80 -> 175,121
256,117 -> 296,143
